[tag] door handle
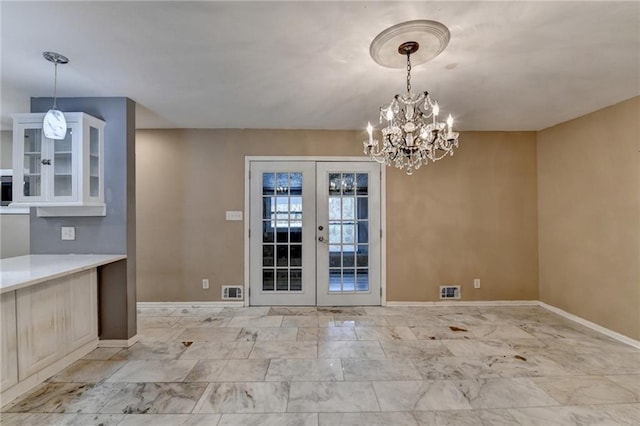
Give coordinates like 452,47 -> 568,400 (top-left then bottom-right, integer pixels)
318,236 -> 328,243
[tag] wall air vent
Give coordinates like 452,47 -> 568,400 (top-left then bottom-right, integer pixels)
222,286 -> 243,300
440,285 -> 461,299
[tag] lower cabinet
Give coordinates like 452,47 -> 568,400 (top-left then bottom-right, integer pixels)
16,278 -> 65,379
1,292 -> 18,391
11,270 -> 97,383
66,271 -> 98,352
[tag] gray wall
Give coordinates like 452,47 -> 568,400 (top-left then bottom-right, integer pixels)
30,97 -> 137,340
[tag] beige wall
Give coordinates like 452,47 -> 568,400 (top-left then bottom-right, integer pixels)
0,214 -> 30,259
0,130 -> 30,259
387,132 -> 538,301
1,130 -> 12,168
538,96 -> 640,340
136,129 -> 538,303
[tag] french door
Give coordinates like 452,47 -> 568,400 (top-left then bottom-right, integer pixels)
249,160 -> 382,306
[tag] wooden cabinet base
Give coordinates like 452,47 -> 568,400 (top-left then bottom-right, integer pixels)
0,339 -> 97,406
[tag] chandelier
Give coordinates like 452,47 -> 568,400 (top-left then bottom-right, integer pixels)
363,21 -> 459,175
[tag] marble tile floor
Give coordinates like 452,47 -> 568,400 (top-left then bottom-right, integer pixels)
1,305 -> 639,425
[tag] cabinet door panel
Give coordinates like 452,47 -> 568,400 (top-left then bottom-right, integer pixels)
49,122 -> 78,202
1,292 -> 18,391
16,280 -> 64,379
66,270 -> 98,351
14,124 -> 47,202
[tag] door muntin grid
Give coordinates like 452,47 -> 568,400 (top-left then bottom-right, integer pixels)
262,172 -> 303,292
327,172 -> 369,293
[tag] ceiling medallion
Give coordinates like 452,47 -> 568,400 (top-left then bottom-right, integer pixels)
364,20 -> 459,175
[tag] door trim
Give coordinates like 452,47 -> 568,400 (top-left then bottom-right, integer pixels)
244,156 -> 387,307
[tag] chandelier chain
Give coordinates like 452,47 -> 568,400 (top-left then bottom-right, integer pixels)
406,54 -> 412,93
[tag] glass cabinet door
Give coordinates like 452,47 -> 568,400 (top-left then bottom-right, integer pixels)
52,128 -> 74,198
20,127 -> 44,199
88,126 -> 100,198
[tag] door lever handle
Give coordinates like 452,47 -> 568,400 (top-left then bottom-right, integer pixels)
318,236 -> 328,243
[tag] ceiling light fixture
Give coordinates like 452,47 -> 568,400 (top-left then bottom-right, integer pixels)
363,20 -> 459,175
42,51 -> 69,140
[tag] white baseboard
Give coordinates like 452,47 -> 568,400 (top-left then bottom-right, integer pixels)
1,339 -> 97,407
98,334 -> 140,348
137,301 -> 244,308
538,301 -> 640,350
386,300 -> 539,307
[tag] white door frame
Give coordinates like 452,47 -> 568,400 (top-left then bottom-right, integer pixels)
244,156 -> 387,307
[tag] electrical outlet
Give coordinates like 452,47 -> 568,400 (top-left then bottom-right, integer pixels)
202,279 -> 209,289
225,211 -> 243,221
61,226 -> 75,241
473,278 -> 481,289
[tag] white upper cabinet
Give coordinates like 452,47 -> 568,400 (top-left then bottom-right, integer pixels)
12,112 -> 106,216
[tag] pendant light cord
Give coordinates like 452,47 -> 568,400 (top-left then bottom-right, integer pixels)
53,62 -> 58,109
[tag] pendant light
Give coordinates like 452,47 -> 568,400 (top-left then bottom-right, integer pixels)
42,51 -> 69,140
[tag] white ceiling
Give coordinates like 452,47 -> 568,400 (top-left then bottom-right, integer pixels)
2,1 -> 639,131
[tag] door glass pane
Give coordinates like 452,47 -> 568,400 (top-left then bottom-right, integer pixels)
357,221 -> 369,244
276,269 -> 289,291
329,174 -> 341,195
356,173 -> 368,195
276,173 -> 289,194
357,197 -> 368,220
327,172 -> 370,293
53,130 -> 73,197
263,173 -> 275,195
262,221 -> 274,242
342,197 -> 354,220
262,171 -> 304,292
263,245 -> 274,267
23,128 -> 42,197
357,269 -> 369,291
343,269 -> 356,291
263,270 -> 274,291
342,252 -> 355,267
329,197 -> 341,220
357,245 -> 369,267
290,227 -> 302,243
290,245 -> 302,266
290,269 -> 302,291
276,245 -> 288,266
89,127 -> 99,197
329,269 -> 341,292
290,173 -> 302,195
342,174 -> 355,195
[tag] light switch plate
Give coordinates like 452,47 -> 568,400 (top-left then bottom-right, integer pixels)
225,211 -> 243,221
61,226 -> 75,241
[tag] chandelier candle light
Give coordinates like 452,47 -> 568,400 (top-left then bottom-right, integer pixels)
364,21 -> 459,175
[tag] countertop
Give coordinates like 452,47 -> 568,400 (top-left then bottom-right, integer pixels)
0,254 -> 126,294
